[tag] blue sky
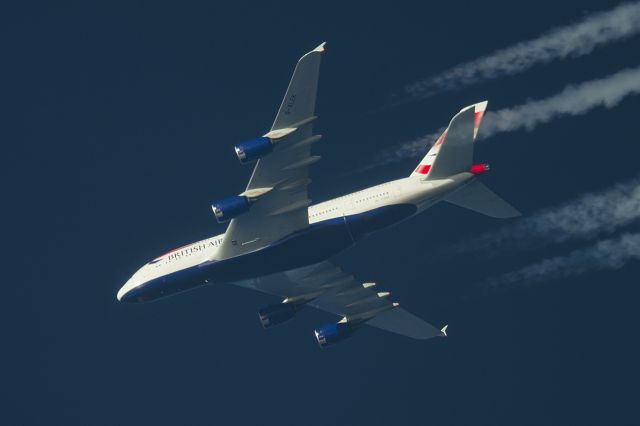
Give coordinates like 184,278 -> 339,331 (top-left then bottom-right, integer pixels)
2,1 -> 639,425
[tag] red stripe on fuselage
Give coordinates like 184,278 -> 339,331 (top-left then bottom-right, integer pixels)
153,243 -> 191,261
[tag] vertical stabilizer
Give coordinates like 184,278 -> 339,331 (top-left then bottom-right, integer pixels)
411,101 -> 487,179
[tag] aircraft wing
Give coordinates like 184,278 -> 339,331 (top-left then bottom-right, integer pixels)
233,261 -> 445,340
217,43 -> 325,260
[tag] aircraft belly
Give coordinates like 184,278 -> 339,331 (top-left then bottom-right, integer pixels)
124,203 -> 417,302
209,217 -> 355,282
344,203 -> 417,240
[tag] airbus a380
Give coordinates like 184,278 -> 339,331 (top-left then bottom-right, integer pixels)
117,42 -> 520,347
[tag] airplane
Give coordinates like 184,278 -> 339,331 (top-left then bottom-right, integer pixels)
117,42 -> 520,348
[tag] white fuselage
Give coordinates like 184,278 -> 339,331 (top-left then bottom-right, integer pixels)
117,173 -> 474,301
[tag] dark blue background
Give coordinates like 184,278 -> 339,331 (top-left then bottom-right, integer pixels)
3,1 -> 639,425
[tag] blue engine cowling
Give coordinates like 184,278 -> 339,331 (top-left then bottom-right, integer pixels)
234,137 -> 273,164
314,322 -> 354,348
211,195 -> 250,223
258,303 -> 297,328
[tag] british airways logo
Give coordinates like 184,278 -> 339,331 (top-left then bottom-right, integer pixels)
147,239 -> 223,265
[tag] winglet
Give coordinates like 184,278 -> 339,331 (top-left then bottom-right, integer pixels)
439,324 -> 448,337
313,42 -> 326,53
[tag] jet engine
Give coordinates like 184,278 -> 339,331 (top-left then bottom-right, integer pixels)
313,321 -> 355,348
234,137 -> 273,164
211,195 -> 251,223
258,303 -> 297,328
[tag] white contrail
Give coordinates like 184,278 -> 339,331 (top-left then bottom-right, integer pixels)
480,66 -> 640,136
380,66 -> 640,164
405,2 -> 640,99
450,176 -> 640,255
369,127 -> 445,168
486,232 -> 640,286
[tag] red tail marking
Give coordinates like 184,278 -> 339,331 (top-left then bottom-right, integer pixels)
469,163 -> 490,175
474,111 -> 485,129
415,164 -> 431,174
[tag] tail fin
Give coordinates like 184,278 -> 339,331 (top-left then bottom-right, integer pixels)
445,180 -> 521,218
411,101 -> 520,218
411,101 -> 487,179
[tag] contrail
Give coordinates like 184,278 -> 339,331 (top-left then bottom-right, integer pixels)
404,2 -> 640,99
369,127 -> 445,168
480,66 -> 640,136
378,66 -> 640,165
485,232 -> 640,287
450,176 -> 640,255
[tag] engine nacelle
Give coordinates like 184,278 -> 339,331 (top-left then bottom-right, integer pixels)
258,303 -> 297,328
313,321 -> 354,348
234,137 -> 273,164
211,195 -> 250,223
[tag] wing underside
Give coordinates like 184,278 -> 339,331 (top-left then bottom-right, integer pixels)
217,43 -> 326,260
233,261 -> 445,340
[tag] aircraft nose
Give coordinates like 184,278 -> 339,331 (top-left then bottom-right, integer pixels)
117,285 -> 130,302
117,280 -> 140,303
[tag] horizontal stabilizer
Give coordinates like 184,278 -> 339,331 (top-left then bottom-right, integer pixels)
444,180 -> 521,218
